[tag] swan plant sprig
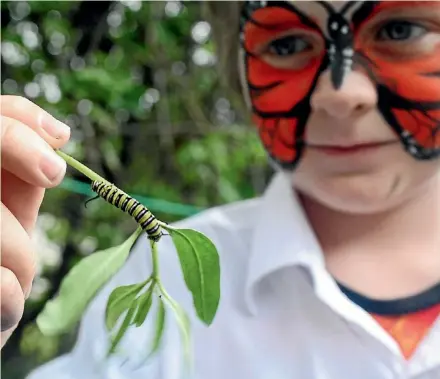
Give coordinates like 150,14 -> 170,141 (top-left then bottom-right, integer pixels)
36,150 -> 221,367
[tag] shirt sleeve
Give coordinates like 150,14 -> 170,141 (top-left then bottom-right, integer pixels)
26,234 -> 169,379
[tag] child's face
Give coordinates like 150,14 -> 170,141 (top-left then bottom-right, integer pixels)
240,1 -> 440,213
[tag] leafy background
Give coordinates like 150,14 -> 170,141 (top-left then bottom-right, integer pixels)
1,1 -> 272,378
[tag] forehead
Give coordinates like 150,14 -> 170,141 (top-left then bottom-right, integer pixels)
242,1 -> 364,33
291,1 -> 358,30
246,1 -> 438,31
296,1 -> 353,13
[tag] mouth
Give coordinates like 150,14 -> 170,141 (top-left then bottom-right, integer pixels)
307,140 -> 399,156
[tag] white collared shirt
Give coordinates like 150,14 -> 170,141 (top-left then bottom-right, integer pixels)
28,173 -> 440,379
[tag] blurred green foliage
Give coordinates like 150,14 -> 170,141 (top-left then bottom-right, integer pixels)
1,1 -> 272,378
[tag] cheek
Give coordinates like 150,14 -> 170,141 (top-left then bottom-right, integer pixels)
355,39 -> 440,154
246,55 -> 323,113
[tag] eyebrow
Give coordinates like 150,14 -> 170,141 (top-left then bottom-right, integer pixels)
352,1 -> 439,27
373,1 -> 434,11
240,1 -> 321,31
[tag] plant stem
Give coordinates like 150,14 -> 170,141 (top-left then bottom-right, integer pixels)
151,240 -> 159,279
56,150 -> 108,184
157,281 -> 192,366
156,282 -> 176,308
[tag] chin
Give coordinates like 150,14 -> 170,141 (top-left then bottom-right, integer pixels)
293,171 -> 408,215
290,149 -> 440,215
305,188 -> 399,215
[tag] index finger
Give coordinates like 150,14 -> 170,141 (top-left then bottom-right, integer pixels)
0,96 -> 70,149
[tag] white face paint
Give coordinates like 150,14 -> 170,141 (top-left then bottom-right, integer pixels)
283,1 -> 366,39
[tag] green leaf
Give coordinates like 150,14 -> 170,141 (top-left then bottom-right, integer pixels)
149,296 -> 166,356
105,280 -> 147,331
108,298 -> 139,356
133,286 -> 154,327
167,228 -> 220,325
37,229 -> 142,336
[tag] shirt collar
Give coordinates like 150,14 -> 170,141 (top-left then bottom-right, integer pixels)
244,171 -> 326,314
243,174 -> 408,353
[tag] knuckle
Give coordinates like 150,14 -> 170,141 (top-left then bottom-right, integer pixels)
8,95 -> 33,114
1,116 -> 40,154
1,116 -> 18,144
2,95 -> 46,128
0,117 -> 29,154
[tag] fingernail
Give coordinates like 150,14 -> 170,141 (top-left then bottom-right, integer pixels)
40,150 -> 66,182
42,114 -> 71,139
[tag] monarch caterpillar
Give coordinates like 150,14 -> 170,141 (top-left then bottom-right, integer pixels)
89,181 -> 164,242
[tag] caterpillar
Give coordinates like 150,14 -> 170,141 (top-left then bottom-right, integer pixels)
89,181 -> 164,242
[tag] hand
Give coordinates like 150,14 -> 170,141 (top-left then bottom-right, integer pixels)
1,95 -> 70,349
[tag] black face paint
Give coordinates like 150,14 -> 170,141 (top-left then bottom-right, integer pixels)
350,1 -> 440,160
317,1 -> 360,89
240,1 -> 440,165
241,1 -> 370,92
239,1 -> 326,169
240,0 -> 320,38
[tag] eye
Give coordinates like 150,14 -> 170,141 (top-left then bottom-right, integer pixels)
377,20 -> 427,41
267,35 -> 310,56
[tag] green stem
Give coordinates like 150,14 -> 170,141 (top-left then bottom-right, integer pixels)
157,282 -> 186,321
151,240 -> 159,279
157,282 -> 176,308
157,281 -> 191,365
56,150 -> 108,183
143,275 -> 154,288
159,221 -> 176,230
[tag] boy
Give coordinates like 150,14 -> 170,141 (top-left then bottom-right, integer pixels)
4,1 -> 439,378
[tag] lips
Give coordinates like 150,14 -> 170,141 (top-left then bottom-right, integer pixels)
308,140 -> 398,155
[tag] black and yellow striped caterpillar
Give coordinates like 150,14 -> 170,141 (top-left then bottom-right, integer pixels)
89,181 -> 164,242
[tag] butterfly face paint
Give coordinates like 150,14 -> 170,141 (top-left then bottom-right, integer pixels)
239,1 -> 440,169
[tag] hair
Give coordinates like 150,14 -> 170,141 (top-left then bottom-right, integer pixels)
201,1 -> 246,111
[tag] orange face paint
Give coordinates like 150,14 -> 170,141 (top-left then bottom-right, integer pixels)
240,1 -> 440,169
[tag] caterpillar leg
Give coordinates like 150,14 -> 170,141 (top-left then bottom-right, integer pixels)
84,195 -> 100,208
147,232 -> 171,243
147,233 -> 164,243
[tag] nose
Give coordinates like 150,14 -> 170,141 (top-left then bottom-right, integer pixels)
310,70 -> 377,119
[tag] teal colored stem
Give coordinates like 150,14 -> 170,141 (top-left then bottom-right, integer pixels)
56,150 -> 108,184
